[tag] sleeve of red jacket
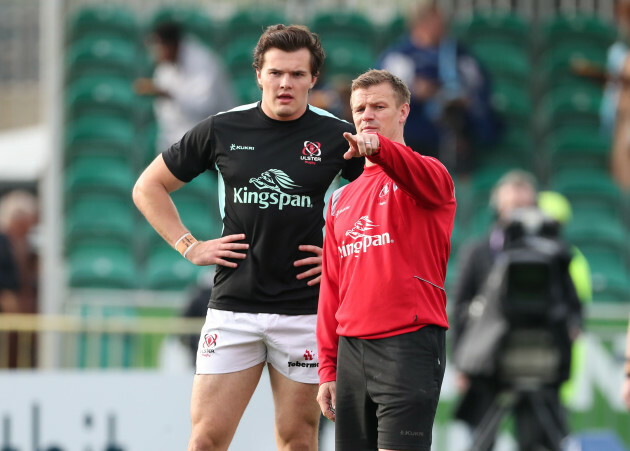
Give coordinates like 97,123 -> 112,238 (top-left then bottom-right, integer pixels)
317,199 -> 341,384
368,134 -> 455,208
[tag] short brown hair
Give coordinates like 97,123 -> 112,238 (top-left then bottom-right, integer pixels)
253,24 -> 325,77
351,69 -> 411,106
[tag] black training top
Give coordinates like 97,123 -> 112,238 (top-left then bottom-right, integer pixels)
162,102 -> 362,315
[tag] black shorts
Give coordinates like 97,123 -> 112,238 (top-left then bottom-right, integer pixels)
335,325 -> 446,451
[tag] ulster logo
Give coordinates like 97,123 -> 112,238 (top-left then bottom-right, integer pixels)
200,333 -> 218,357
301,141 -> 322,165
203,333 -> 218,348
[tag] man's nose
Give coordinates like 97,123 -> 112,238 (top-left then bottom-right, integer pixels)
280,73 -> 292,88
362,108 -> 375,121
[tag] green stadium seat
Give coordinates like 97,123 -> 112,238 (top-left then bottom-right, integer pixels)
144,243 -> 206,290
224,37 -> 258,77
65,76 -> 136,120
469,41 -> 530,85
219,9 -> 287,50
65,115 -> 136,161
452,11 -> 529,55
66,36 -> 138,82
65,192 -> 136,249
322,39 -> 375,79
232,74 -> 261,104
546,127 -> 611,174
536,43 -> 606,96
468,206 -> 495,238
137,120 -> 158,167
565,220 -> 629,255
180,171 -> 220,204
67,5 -> 138,42
65,155 -> 136,198
490,80 -> 532,125
134,94 -> 155,131
538,14 -> 616,55
68,240 -> 138,289
147,6 -> 216,48
171,196 -> 223,240
575,245 -> 630,302
309,11 -> 375,47
537,84 -> 602,137
478,127 -> 535,171
551,169 -> 623,219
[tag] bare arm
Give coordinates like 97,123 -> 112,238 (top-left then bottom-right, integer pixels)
132,155 -> 248,267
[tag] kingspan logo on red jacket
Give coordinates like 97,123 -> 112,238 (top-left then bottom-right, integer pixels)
338,215 -> 393,258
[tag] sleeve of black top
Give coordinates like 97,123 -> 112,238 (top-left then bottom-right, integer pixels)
162,116 -> 215,183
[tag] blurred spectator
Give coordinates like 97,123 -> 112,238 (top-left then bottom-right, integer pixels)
622,314 -> 630,410
450,171 -> 582,450
538,190 -> 592,304
0,190 -> 39,314
0,189 -> 38,368
309,74 -> 354,122
135,22 -> 236,152
0,232 -> 19,314
376,0 -> 500,177
538,190 -> 591,406
601,0 -> 630,189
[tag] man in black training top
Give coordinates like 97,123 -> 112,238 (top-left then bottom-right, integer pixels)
133,24 -> 362,451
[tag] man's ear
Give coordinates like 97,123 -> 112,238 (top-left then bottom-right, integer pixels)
310,74 -> 318,90
399,103 -> 410,125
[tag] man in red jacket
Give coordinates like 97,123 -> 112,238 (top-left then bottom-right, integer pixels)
316,69 -> 456,451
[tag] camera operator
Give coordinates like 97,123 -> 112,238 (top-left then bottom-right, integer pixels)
451,170 -> 582,451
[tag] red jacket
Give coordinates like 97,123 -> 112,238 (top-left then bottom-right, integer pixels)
317,135 -> 456,384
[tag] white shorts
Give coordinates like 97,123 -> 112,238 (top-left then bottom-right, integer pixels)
195,308 -> 319,384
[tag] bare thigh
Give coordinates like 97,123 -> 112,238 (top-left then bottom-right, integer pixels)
188,363 -> 264,451
268,363 -> 320,451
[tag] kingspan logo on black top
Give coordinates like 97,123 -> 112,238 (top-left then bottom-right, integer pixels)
234,169 -> 313,210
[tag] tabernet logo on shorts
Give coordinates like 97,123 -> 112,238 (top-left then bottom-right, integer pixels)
200,333 -> 218,357
338,215 -> 393,258
301,141 -> 322,165
288,349 -> 319,368
233,169 -> 313,210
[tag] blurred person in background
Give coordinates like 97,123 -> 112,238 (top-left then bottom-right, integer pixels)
538,191 -> 591,406
0,190 -> 39,315
133,24 -> 363,451
309,74 -> 354,123
451,171 -> 582,450
0,189 -> 39,368
135,22 -> 236,152
0,230 -> 19,314
376,0 -> 500,177
600,0 -> 630,189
